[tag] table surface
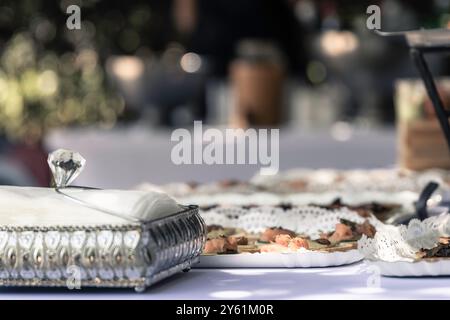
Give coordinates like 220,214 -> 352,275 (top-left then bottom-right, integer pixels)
1,263 -> 450,300
17,126 -> 443,300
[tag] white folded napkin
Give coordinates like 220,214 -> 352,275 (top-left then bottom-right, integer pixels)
0,186 -> 182,227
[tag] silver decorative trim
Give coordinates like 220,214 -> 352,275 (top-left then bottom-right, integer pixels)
0,205 -> 206,292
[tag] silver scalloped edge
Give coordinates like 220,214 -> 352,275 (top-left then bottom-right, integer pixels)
0,205 -> 205,292
0,278 -> 145,289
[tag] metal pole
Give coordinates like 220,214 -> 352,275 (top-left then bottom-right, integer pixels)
410,48 -> 450,151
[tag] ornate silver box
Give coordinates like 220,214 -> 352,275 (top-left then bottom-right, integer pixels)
0,150 -> 206,292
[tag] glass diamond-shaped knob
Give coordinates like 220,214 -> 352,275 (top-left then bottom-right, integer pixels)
48,149 -> 86,188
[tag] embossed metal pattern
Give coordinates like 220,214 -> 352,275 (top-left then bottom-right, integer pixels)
0,205 -> 205,292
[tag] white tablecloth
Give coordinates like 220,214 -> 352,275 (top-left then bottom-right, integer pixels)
1,263 -> 450,299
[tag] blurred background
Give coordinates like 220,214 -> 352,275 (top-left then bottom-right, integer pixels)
0,0 -> 449,187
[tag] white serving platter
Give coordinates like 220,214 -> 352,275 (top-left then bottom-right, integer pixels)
197,249 -> 363,268
368,259 -> 450,277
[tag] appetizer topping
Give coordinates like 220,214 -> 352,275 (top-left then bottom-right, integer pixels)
274,234 -> 292,247
339,218 -> 376,238
288,237 -> 309,250
204,236 -> 238,254
310,198 -> 399,221
327,219 -> 376,244
273,234 -> 309,250
207,226 -> 238,239
328,223 -> 354,244
355,220 -> 376,238
207,224 -> 224,232
218,179 -> 242,187
187,181 -> 199,188
203,218 -> 375,255
260,227 -> 296,243
315,238 -> 331,246
286,180 -> 308,191
420,238 -> 450,259
237,245 -> 261,254
228,236 -> 248,246
260,244 -> 288,253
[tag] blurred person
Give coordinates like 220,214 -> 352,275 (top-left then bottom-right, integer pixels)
173,0 -> 307,127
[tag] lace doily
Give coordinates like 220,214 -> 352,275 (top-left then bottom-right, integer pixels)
172,191 -> 417,215
358,213 -> 450,262
201,205 -> 383,240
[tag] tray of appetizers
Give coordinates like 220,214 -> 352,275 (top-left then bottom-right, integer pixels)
251,168 -> 450,194
359,214 -> 450,276
138,168 -> 450,223
138,168 -> 450,196
196,205 -> 383,268
138,187 -> 415,224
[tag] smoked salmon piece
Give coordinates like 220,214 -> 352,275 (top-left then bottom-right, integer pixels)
260,227 -> 296,242
328,223 -> 353,244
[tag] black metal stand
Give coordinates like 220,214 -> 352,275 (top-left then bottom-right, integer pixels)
410,48 -> 450,151
377,29 -> 450,151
